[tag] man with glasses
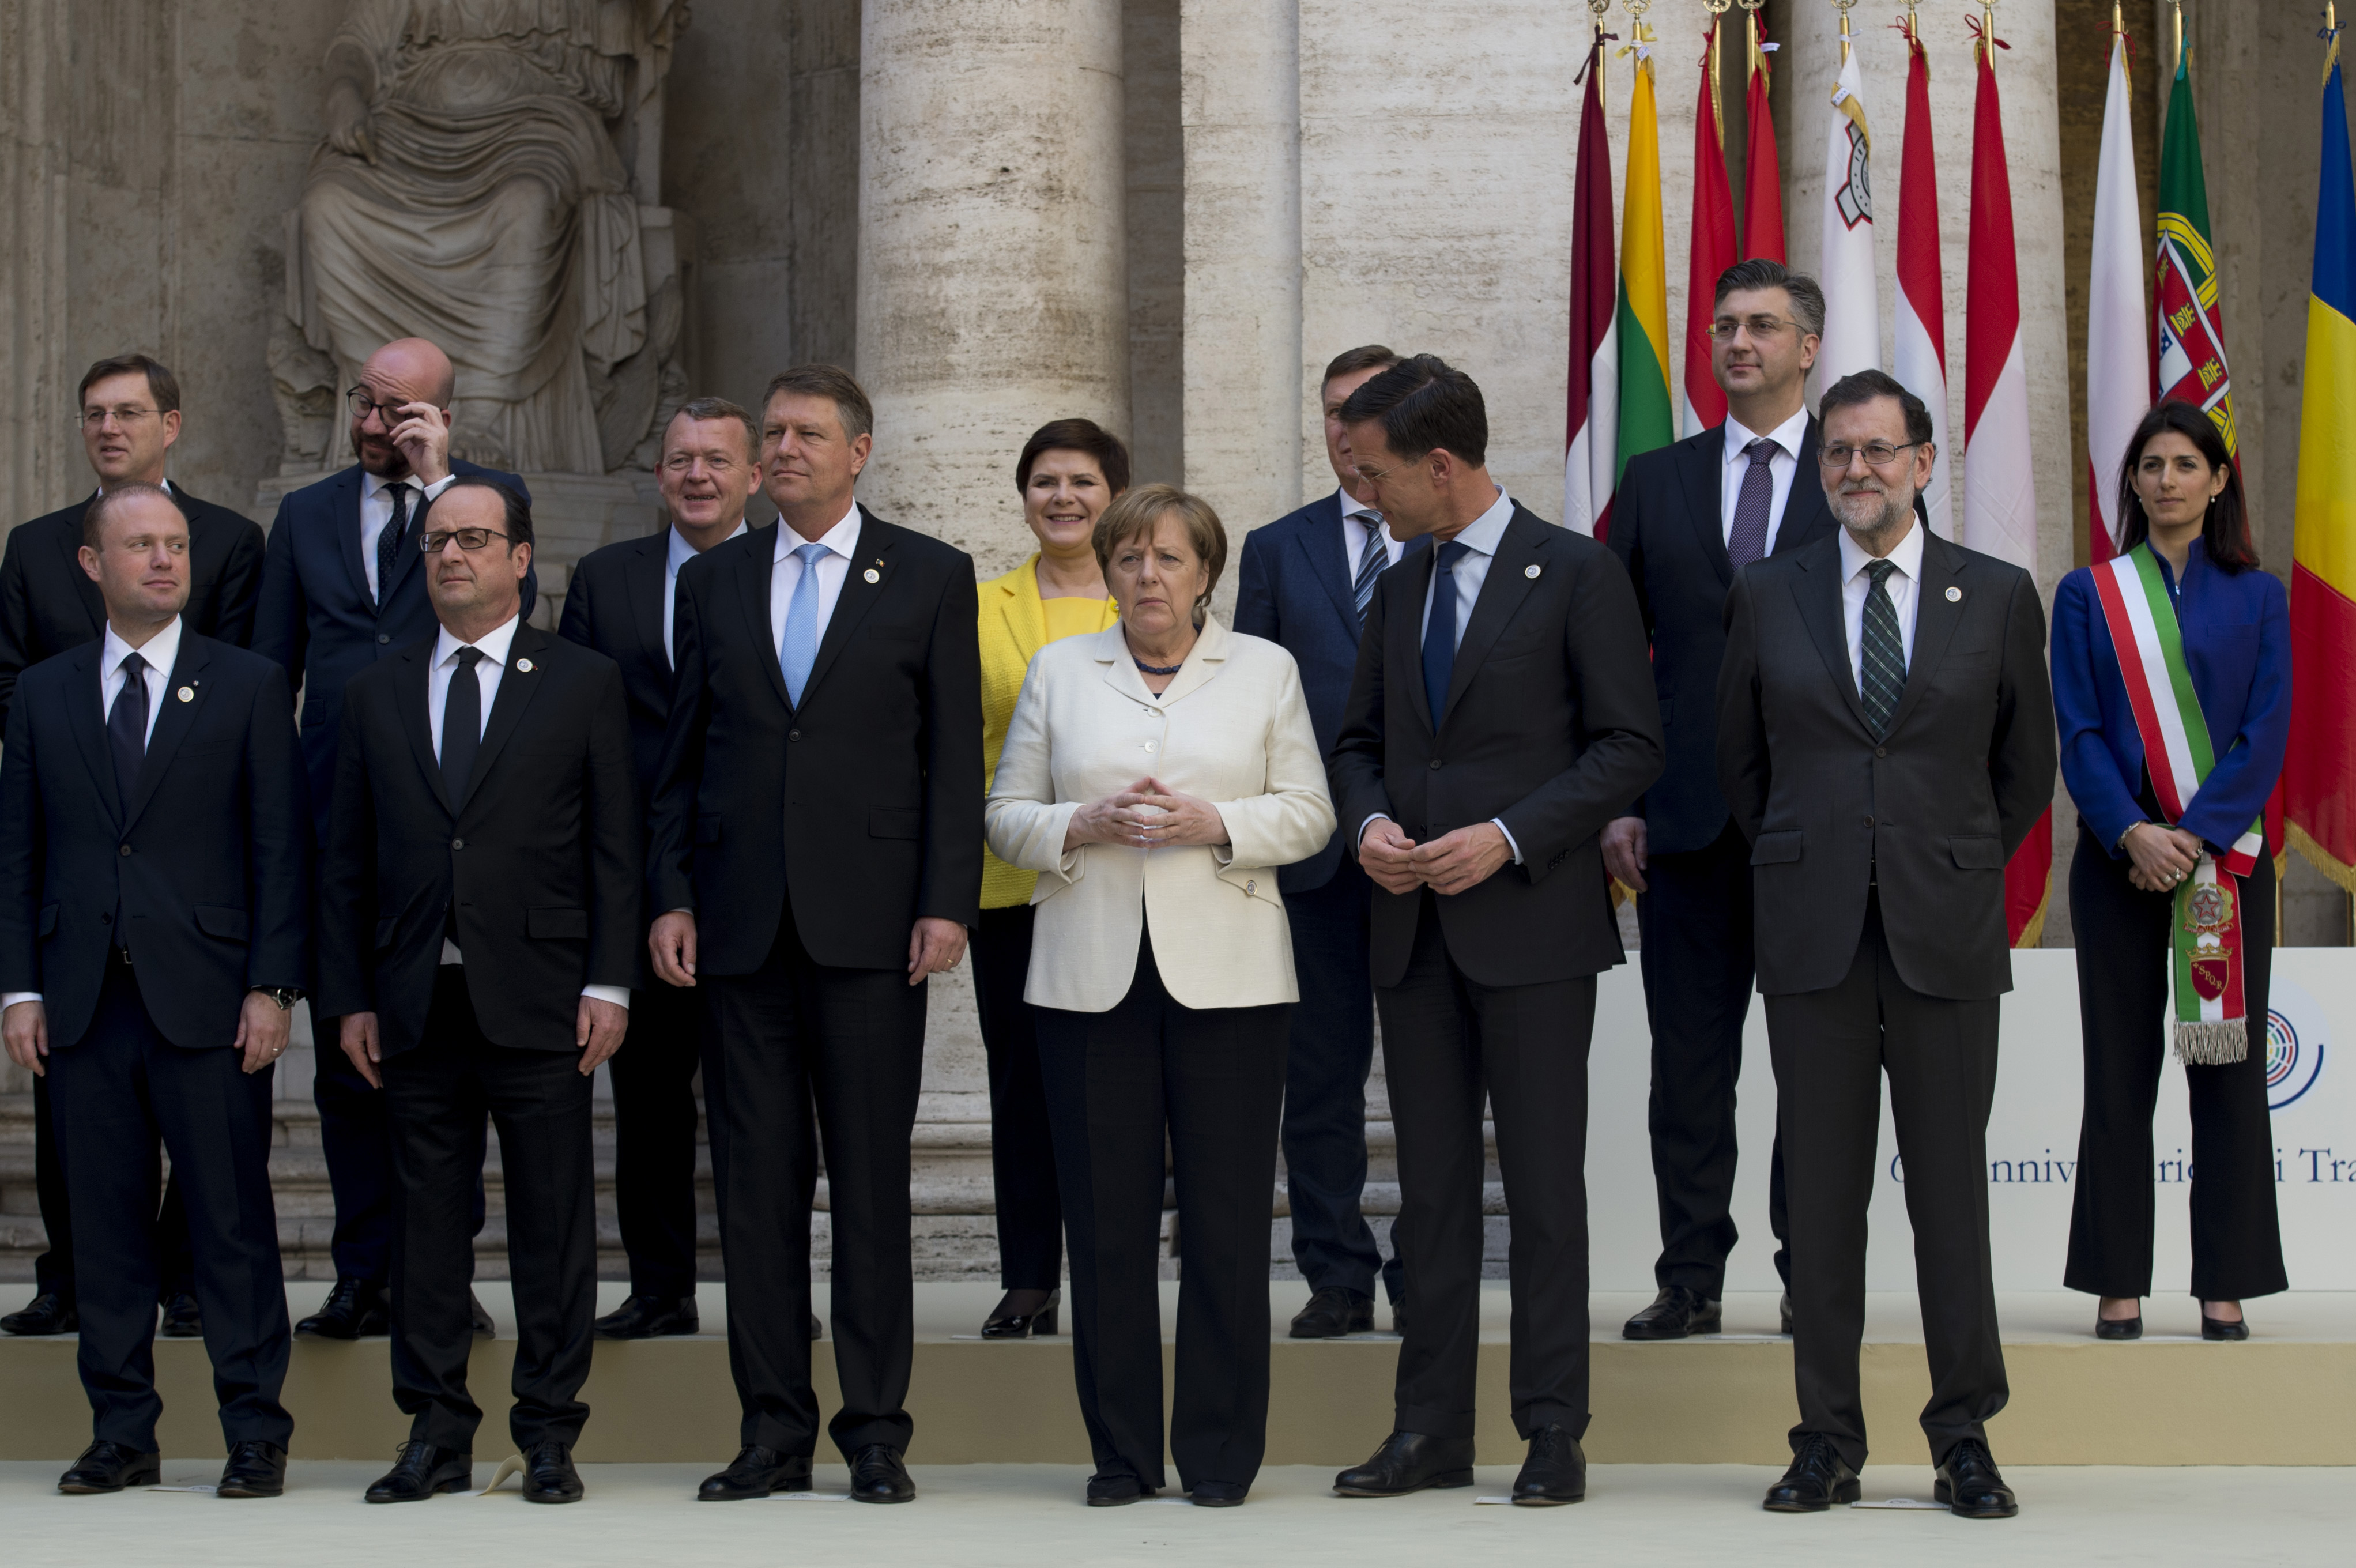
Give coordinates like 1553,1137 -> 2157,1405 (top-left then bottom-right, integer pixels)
1603,259 -> 1840,1343
253,337 -> 534,1342
0,353 -> 265,1343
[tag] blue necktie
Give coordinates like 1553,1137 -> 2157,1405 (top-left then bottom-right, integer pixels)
779,542 -> 830,706
1350,513 -> 1387,625
1422,540 -> 1471,731
108,651 -> 148,811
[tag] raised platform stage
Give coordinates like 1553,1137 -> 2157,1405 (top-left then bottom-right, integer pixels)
4,1283 -> 2347,1467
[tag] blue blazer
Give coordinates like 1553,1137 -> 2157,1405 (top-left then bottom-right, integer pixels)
2050,539 -> 2290,859
250,460 -> 534,840
1233,493 -> 1427,892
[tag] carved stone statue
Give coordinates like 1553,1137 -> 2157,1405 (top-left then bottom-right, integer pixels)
273,0 -> 688,477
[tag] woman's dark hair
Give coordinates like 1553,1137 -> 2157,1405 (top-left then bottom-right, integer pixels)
2115,400 -> 2255,573
1015,418 -> 1132,495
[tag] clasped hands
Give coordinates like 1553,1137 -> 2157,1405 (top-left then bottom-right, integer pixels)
2122,821 -> 2207,895
1064,777 -> 1230,852
1359,817 -> 1512,897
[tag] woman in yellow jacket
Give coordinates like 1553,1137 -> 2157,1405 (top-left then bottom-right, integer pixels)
973,419 -> 1127,1338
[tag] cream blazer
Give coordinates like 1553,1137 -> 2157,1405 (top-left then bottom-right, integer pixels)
985,617 -> 1337,1013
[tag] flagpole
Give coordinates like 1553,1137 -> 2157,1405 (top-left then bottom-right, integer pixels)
1835,0 -> 1854,69
1593,0 -> 1609,100
1707,0 -> 1728,145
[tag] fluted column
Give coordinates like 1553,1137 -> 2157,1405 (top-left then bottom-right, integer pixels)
854,0 -> 1130,577
0,0 -> 71,530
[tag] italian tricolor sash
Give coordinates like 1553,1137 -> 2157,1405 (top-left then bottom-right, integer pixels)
2090,545 -> 2263,1064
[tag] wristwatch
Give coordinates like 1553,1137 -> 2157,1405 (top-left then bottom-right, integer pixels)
256,987 -> 303,1011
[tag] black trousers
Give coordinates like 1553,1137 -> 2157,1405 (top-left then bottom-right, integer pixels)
316,1011 -> 489,1284
969,903 -> 1064,1291
1635,819 -> 1789,1295
2064,830 -> 2287,1301
1035,932 -> 1289,1492
46,960 -> 292,1452
1763,892 -> 2007,1471
382,970 -> 596,1453
701,902 -> 927,1458
1377,891 -> 1593,1442
30,1072 -> 194,1302
1279,855 -> 1405,1302
610,974 -> 706,1299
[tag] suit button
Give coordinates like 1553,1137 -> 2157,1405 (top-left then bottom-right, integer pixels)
1143,741 -> 1156,753
119,843 -> 131,856
1875,747 -> 1887,758
789,729 -> 801,741
1246,879 -> 1257,894
452,838 -> 465,850
378,634 -> 391,644
1428,758 -> 1443,770
1861,815 -> 1874,828
100,913 -> 111,924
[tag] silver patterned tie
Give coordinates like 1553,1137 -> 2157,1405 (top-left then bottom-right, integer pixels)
1349,514 -> 1386,625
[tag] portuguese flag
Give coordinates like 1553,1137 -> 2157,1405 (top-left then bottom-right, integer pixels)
1615,33 -> 1675,489
2154,46 -> 2236,455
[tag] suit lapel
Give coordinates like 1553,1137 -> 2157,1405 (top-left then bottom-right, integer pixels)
1773,417 -> 1837,555
623,532 -> 670,669
1881,531 -> 1967,738
397,642 -> 453,817
1791,542 -> 1875,733
736,525 -> 796,713
1436,510 -> 1544,729
122,637 -> 213,832
1000,559 -> 1047,670
1092,625 -> 1159,706
52,497 -> 107,638
1299,495 -> 1360,634
459,624 -> 551,813
798,509 -> 894,707
1673,432 -> 1735,588
63,643 -> 122,826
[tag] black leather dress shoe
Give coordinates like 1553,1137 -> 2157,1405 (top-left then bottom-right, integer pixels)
57,1440 -> 161,1494
1780,1292 -> 1795,1337
1511,1424 -> 1586,1505
1762,1433 -> 1860,1512
698,1445 -> 813,1501
2202,1314 -> 2250,1341
1935,1437 -> 2018,1518
2,1291 -> 78,1336
981,1287 -> 1061,1339
1085,1469 -> 1154,1506
1333,1431 -> 1476,1497
1622,1286 -> 1722,1340
296,1277 -> 389,1339
594,1294 -> 700,1340
216,1440 -> 288,1498
469,1290 -> 495,1339
364,1442 -> 474,1502
521,1440 -> 583,1503
1189,1480 -> 1248,1507
1290,1287 -> 1375,1339
159,1291 -> 203,1339
2095,1311 -> 2143,1340
848,1443 -> 915,1503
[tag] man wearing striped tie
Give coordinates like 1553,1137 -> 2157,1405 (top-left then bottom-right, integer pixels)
1234,345 -> 1420,1340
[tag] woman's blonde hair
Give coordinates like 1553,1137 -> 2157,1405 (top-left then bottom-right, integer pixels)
1092,484 -> 1227,627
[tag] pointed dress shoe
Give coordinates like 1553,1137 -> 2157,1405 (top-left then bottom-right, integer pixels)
296,1277 -> 389,1339
1934,1437 -> 2019,1518
849,1443 -> 916,1503
698,1445 -> 813,1500
1290,1287 -> 1375,1339
2,1291 -> 78,1335
1333,1431 -> 1476,1497
1622,1286 -> 1722,1340
159,1291 -> 204,1339
521,1440 -> 584,1503
1762,1433 -> 1860,1512
594,1294 -> 700,1339
364,1442 -> 474,1502
2095,1311 -> 2144,1340
1511,1424 -> 1586,1505
217,1440 -> 288,1498
2202,1314 -> 2251,1341
981,1287 -> 1061,1339
1189,1480 -> 1249,1506
1085,1468 -> 1155,1506
58,1440 -> 161,1493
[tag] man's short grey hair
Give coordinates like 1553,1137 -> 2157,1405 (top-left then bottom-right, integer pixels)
1714,258 -> 1826,341
668,397 -> 760,462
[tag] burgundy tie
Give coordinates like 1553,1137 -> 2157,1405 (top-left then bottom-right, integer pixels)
1727,438 -> 1777,568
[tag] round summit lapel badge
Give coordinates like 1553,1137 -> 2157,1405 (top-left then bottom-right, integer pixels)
1524,564 -> 1541,579
1946,586 -> 1962,602
865,567 -> 881,583
516,658 -> 534,672
176,686 -> 194,702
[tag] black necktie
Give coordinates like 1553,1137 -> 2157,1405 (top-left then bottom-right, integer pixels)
441,646 -> 483,805
1860,560 -> 1906,737
108,651 -> 149,808
376,482 -> 413,608
1422,540 -> 1471,730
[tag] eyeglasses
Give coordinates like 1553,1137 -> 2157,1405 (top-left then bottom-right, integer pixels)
348,387 -> 437,425
1818,440 -> 1922,469
1349,454 -> 1428,487
1706,315 -> 1806,341
419,528 -> 510,555
77,407 -> 161,431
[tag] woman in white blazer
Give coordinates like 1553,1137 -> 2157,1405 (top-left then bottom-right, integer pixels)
986,484 -> 1335,1509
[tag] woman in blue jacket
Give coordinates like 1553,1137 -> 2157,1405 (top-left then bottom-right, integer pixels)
2050,401 -> 2289,1342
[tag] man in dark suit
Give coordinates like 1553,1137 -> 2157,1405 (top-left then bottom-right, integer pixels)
1326,357 -> 1663,1506
648,365 -> 982,1505
0,484 -> 308,1498
1233,344 -> 1419,1339
252,336 -> 533,1340
318,478 -> 638,1506
0,353 -> 265,1342
1716,370 -> 2053,1519
1604,259 -> 1838,1341
559,397 -> 758,1340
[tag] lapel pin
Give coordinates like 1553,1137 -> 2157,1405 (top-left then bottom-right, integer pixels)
1525,564 -> 1541,579
175,686 -> 194,702
1945,586 -> 1962,602
516,657 -> 535,672
864,567 -> 881,583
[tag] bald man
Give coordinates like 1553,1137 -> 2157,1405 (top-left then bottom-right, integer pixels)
252,337 -> 537,1337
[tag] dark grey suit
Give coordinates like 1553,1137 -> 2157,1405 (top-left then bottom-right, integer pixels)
1714,524 -> 2054,1471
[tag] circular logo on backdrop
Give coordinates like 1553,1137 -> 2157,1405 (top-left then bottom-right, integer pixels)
2265,977 -> 2328,1111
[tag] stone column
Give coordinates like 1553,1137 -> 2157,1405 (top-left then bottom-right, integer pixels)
854,0 -> 1130,578
0,0 -> 71,530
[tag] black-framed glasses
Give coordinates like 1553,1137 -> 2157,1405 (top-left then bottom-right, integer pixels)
1818,440 -> 1922,469
1707,314 -> 1805,341
419,527 -> 509,555
347,387 -> 436,425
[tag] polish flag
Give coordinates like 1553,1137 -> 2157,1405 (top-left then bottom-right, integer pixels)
2086,27 -> 2149,561
1893,22 -> 1951,532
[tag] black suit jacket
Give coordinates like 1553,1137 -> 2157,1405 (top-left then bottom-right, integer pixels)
1607,418 -> 1837,853
648,508 -> 984,975
0,486 -> 266,729
1329,504 -> 1665,989
0,634 -> 309,1050
315,623 -> 641,1056
1714,527 -> 2056,1000
557,529 -> 678,796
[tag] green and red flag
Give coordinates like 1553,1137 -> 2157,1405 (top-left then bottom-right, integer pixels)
2154,43 -> 2237,455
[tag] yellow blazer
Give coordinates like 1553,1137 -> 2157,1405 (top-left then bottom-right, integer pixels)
979,555 -> 1119,909
985,617 -> 1337,1012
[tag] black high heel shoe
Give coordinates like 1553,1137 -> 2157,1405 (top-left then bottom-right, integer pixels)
2094,1312 -> 2143,1340
981,1288 -> 1061,1339
2202,1313 -> 2249,1341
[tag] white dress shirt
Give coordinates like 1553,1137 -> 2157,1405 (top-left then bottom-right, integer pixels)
428,613 -> 628,1009
361,470 -> 457,602
770,501 -> 862,664
1720,406 -> 1811,553
665,520 -> 748,668
1837,519 -> 1925,692
1338,487 -> 1403,576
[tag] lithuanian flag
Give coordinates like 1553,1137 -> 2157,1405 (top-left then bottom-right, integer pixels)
2287,42 -> 2356,890
1615,31 -> 1674,487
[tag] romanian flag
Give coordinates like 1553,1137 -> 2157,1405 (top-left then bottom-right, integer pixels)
1565,28 -> 1619,540
1739,9 -> 1785,263
2286,41 -> 2356,891
1682,21 -> 1737,438
1615,28 -> 1675,485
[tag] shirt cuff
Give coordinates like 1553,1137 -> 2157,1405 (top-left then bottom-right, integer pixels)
581,985 -> 631,1009
1490,817 -> 1524,865
1,992 -> 39,1011
1358,813 -> 1392,846
419,473 -> 458,501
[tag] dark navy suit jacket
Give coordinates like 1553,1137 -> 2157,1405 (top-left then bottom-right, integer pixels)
250,460 -> 534,839
1233,492 -> 1428,892
2052,538 -> 2291,858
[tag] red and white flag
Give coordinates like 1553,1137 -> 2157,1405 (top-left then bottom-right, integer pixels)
1893,21 -> 1951,531
1565,29 -> 1619,538
1740,10 -> 1785,263
1683,22 -> 1738,437
1816,44 -> 1880,386
2086,27 -> 2148,561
